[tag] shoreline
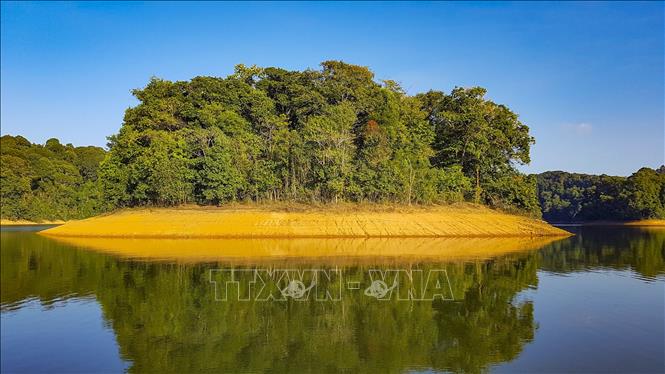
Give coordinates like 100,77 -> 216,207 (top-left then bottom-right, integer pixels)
40,204 -> 571,238
0,219 -> 65,226
552,219 -> 665,227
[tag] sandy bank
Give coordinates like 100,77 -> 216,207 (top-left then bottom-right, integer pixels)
40,205 -> 570,238
555,219 -> 665,227
624,219 -> 665,227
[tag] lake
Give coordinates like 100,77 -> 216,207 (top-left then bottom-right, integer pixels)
1,226 -> 663,373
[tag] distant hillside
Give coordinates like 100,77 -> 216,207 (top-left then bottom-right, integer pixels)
0,135 -> 106,221
536,167 -> 665,223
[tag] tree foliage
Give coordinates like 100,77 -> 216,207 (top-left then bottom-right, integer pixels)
418,87 -> 535,212
96,61 -> 535,211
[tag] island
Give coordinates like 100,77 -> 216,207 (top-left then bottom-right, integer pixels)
3,61 -> 663,239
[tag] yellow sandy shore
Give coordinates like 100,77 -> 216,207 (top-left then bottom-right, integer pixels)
0,219 -> 65,226
45,236 -> 565,264
40,205 -> 570,238
624,219 -> 665,227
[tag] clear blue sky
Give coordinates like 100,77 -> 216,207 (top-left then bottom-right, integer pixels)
1,1 -> 663,176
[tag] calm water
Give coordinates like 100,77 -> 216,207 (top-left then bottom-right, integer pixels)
1,227 -> 663,373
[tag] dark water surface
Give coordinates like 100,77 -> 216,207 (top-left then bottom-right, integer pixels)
1,227 -> 663,373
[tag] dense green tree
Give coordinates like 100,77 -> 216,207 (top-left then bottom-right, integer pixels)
623,167 -> 665,219
485,172 -> 540,214
0,155 -> 32,218
189,127 -> 244,203
257,67 -> 326,130
302,103 -> 357,201
418,87 -> 535,211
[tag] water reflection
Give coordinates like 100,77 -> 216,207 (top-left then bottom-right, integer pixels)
1,227 -> 663,373
538,226 -> 665,280
42,235 -> 562,263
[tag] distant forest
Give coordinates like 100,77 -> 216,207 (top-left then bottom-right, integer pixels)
1,135 -> 105,220
537,167 -> 665,222
1,61 -> 663,222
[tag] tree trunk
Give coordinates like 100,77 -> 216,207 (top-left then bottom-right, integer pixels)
475,166 -> 481,204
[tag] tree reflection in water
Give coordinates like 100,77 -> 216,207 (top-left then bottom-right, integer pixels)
2,227 -> 663,372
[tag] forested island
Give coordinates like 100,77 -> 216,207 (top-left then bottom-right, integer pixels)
1,61 -> 663,228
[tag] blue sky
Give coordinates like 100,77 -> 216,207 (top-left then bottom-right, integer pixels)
1,1 -> 663,176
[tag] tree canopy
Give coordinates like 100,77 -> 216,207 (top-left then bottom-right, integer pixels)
98,61 -> 538,213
